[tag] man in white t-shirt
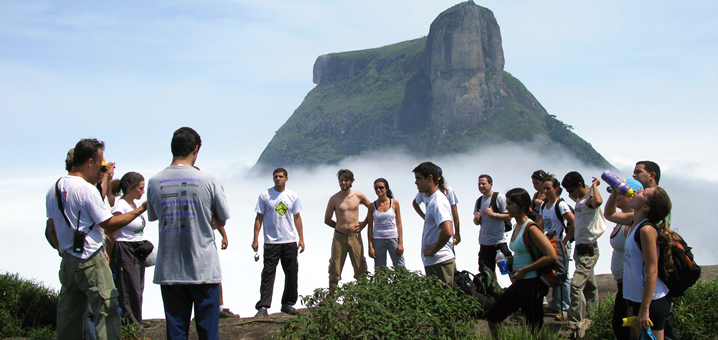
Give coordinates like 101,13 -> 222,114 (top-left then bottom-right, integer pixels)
252,168 -> 305,317
562,171 -> 607,336
46,138 -> 147,340
472,174 -> 512,274
412,162 -> 455,285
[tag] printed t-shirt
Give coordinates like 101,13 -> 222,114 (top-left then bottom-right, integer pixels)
147,165 -> 231,285
540,199 -> 572,239
254,187 -> 302,244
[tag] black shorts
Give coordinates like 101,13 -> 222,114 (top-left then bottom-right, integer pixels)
631,295 -> 672,331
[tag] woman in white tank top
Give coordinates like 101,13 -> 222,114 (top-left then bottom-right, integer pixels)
605,186 -> 673,339
367,178 -> 405,268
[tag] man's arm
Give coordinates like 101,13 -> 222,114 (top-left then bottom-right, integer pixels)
587,177 -> 603,209
412,199 -> 425,220
485,206 -> 512,221
356,193 -> 373,232
294,213 -> 305,253
562,210 -> 576,245
98,201 -> 148,234
46,219 -> 59,250
252,213 -> 263,252
324,198 -> 336,229
367,204 -> 376,258
423,220 -> 453,256
216,226 -> 228,250
451,204 -> 461,245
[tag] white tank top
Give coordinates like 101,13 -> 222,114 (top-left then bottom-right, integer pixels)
372,200 -> 398,239
609,224 -> 627,281
623,219 -> 669,303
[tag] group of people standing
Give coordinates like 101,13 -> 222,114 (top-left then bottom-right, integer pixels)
45,125 -> 678,340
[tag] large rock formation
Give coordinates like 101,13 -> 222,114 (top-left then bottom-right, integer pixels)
254,1 -> 611,169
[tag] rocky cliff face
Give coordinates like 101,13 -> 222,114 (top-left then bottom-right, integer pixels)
254,1 -> 611,169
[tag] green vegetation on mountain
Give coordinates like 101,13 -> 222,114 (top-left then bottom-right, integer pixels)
255,1 -> 612,170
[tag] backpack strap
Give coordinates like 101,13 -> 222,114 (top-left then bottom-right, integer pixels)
522,221 -> 543,262
490,192 -> 500,213
55,178 -> 94,233
633,219 -> 656,252
476,196 -> 484,214
373,201 -> 377,210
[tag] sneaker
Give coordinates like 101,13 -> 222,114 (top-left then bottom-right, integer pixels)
555,312 -> 568,321
255,307 -> 268,318
280,305 -> 297,315
219,308 -> 237,318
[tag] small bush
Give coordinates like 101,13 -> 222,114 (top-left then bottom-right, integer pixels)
583,280 -> 718,340
275,267 -> 482,339
582,294 -> 615,340
0,272 -> 58,339
674,279 -> 718,340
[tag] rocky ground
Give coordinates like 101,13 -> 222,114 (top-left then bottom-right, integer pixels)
132,266 -> 718,339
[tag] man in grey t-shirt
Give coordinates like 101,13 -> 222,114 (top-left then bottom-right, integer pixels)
147,127 -> 231,340
472,174 -> 512,274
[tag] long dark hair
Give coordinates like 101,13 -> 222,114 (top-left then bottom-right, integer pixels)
111,172 -> 144,196
506,188 -> 540,222
646,187 -> 675,275
374,178 -> 393,199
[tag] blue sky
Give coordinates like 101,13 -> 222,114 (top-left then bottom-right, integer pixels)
1,0 -> 717,319
2,0 -> 716,178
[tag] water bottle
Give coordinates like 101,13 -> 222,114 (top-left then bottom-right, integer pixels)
496,250 -> 509,275
601,170 -> 635,198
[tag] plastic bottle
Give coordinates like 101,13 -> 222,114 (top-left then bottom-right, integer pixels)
496,250 -> 509,275
601,170 -> 635,198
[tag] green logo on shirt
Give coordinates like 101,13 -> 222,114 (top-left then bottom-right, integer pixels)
276,202 -> 288,216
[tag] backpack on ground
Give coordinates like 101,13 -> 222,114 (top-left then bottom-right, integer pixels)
523,222 -> 569,288
634,221 -> 701,297
453,269 -> 496,318
476,192 -> 512,232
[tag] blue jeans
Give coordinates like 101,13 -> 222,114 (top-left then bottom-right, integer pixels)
548,242 -> 572,312
161,284 -> 220,340
372,238 -> 405,268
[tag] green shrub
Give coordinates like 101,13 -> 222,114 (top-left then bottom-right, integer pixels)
582,294 -> 616,340
0,272 -> 58,339
275,267 -> 482,339
674,279 -> 718,340
584,280 -> 718,340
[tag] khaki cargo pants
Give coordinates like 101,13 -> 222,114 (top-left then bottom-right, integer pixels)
328,231 -> 368,287
57,250 -> 121,340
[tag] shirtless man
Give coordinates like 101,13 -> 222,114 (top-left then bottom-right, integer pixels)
324,169 -> 371,288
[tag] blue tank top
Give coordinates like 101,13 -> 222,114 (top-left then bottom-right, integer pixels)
510,220 -> 537,279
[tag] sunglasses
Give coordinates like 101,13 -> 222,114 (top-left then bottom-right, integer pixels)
100,166 -> 109,173
374,186 -> 385,190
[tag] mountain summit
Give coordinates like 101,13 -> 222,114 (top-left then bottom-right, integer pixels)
255,1 -> 611,169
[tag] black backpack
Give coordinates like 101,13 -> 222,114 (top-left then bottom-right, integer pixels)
541,198 -> 574,240
476,192 -> 512,232
453,269 -> 497,318
634,220 -> 701,297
